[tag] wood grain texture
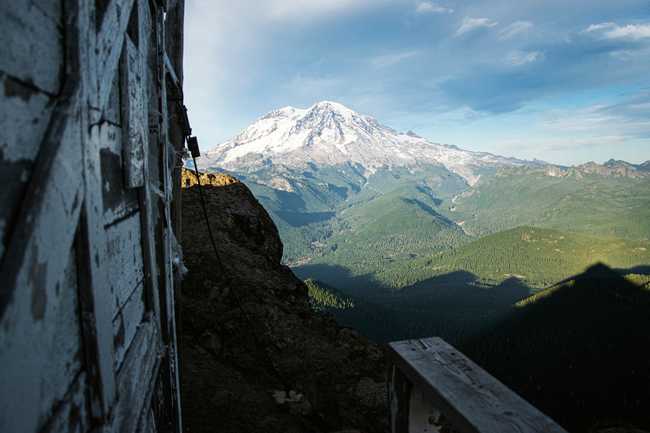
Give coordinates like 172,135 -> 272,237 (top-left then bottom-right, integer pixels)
99,123 -> 140,225
105,211 -> 145,315
0,74 -> 55,261
112,279 -> 146,371
0,1 -> 63,94
110,319 -> 162,433
388,338 -> 568,433
97,0 -> 137,110
121,36 -> 147,188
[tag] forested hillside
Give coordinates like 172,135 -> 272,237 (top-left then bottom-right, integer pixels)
450,168 -> 650,239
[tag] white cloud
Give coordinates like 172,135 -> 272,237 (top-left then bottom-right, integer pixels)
415,1 -> 453,14
371,50 -> 419,68
284,74 -> 343,98
498,21 -> 534,40
455,17 -> 498,37
542,94 -> 650,141
268,0 -> 377,20
584,22 -> 650,41
506,50 -> 544,66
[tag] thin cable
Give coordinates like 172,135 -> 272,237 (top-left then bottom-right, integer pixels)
191,157 -> 224,270
189,158 -> 290,389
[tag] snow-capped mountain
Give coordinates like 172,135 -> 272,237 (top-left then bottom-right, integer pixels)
203,101 -> 527,185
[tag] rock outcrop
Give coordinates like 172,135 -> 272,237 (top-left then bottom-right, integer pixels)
179,169 -> 387,433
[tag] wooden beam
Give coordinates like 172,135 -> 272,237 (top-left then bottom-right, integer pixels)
164,53 -> 180,89
0,46 -> 86,433
120,36 -> 147,188
97,0 -> 137,111
78,0 -> 119,420
157,4 -> 184,430
110,318 -> 162,433
0,0 -> 84,320
387,338 -> 568,433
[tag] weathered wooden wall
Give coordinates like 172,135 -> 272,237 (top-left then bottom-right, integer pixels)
0,1 -> 186,432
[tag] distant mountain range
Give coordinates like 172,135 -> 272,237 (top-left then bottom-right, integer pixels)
545,158 -> 650,179
203,101 -> 535,185
203,101 -> 648,183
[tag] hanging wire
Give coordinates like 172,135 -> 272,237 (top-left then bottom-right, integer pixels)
185,135 -> 291,390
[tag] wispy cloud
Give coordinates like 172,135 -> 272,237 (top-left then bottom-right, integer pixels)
584,22 -> 650,41
498,21 -> 534,40
371,50 -> 419,68
455,17 -> 498,37
415,1 -> 454,14
268,0 -> 377,20
506,50 -> 544,66
284,74 -> 343,99
543,92 -> 650,141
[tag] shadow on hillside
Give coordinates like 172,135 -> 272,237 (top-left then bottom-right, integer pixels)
294,264 -> 535,345
465,263 -> 650,433
293,263 -> 389,297
616,264 -> 650,275
401,198 -> 454,225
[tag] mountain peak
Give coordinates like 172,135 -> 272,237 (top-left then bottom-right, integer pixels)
203,102 -> 528,185
309,100 -> 355,112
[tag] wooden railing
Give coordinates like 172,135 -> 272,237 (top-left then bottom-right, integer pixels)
387,338 -> 568,433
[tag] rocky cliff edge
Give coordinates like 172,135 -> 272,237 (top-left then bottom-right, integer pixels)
179,169 -> 387,433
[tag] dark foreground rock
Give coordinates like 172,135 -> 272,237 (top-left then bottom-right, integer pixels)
180,170 -> 387,433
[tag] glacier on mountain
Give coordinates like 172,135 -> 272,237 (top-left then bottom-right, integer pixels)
202,101 -> 527,185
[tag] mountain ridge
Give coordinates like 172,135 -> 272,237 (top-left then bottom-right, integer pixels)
203,101 -> 531,186
204,101 -> 648,183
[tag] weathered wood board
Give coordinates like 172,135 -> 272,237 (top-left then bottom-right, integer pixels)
0,1 -> 63,94
388,338 -> 569,433
121,36 -> 147,189
100,123 -> 140,225
105,211 -> 145,313
113,280 -> 146,371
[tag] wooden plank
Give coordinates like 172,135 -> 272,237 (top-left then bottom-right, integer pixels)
121,36 -> 147,188
0,204 -> 83,433
164,53 -> 180,89
78,122 -> 121,422
105,211 -> 145,314
0,241 -> 84,433
164,0 -> 184,85
99,124 -> 140,225
37,245 -> 84,420
113,280 -> 146,371
0,54 -> 83,322
0,75 -> 54,161
110,319 -> 162,433
76,4 -> 121,421
0,74 -> 55,261
0,4 -> 101,433
105,72 -> 122,126
40,372 -> 89,433
388,365 -> 412,433
97,0 -> 137,111
157,4 -> 184,430
0,1 -> 63,94
387,338 -> 568,433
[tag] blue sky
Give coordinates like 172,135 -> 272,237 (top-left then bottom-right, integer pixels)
184,0 -> 650,165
